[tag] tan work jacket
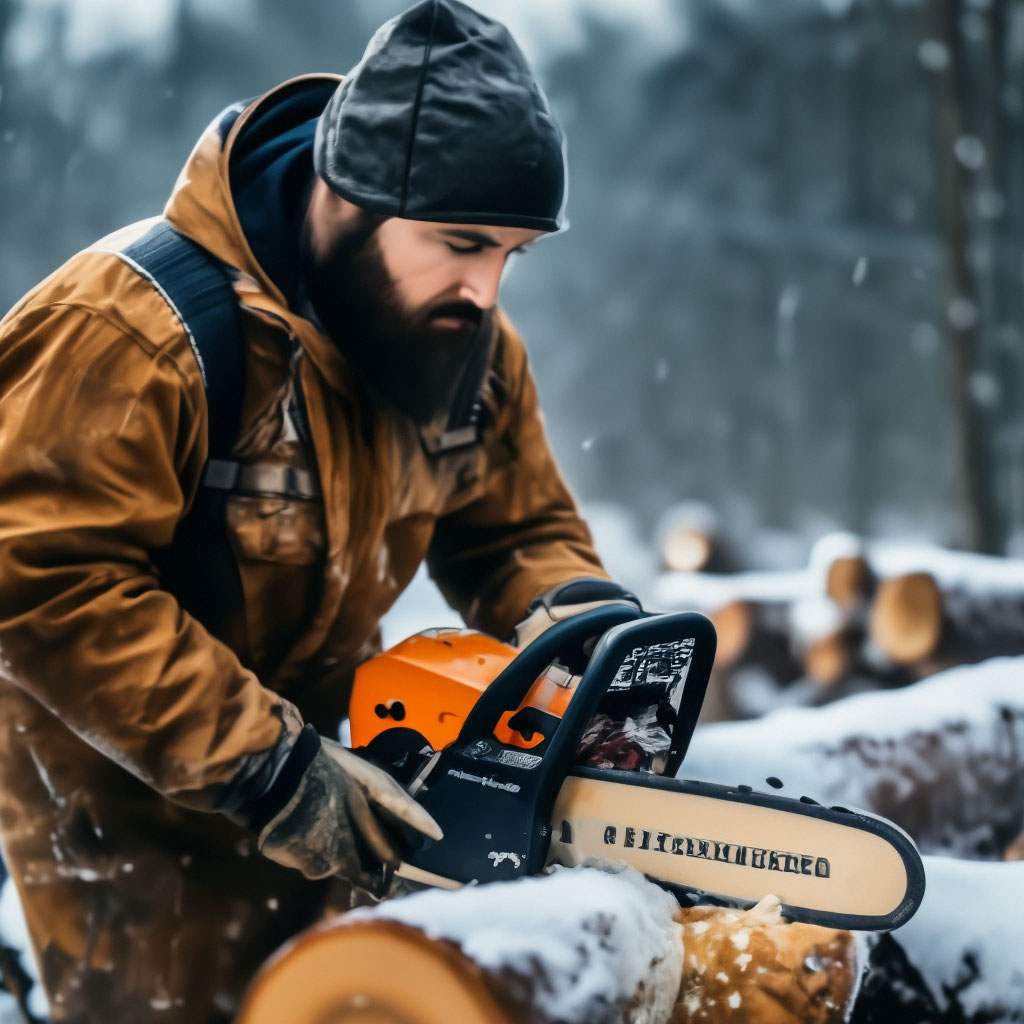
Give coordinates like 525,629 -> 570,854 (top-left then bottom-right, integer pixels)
0,75 -> 606,1022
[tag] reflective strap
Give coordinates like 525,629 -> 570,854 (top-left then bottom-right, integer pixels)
420,424 -> 479,455
203,459 -> 321,500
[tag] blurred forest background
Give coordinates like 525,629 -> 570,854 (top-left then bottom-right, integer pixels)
2,0 -> 1023,564
4,11 -> 1024,1017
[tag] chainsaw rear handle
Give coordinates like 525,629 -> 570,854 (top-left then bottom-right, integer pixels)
457,607 -> 717,774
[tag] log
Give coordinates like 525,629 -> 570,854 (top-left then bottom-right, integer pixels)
655,503 -> 728,575
236,917 -> 514,1024
237,867 -> 860,1024
711,599 -> 804,684
869,572 -> 945,664
672,895 -> 856,1024
654,565 -> 871,692
238,866 -> 685,1024
852,857 -> 1024,1023
789,597 -> 856,686
1003,833 -> 1024,862
681,657 -> 1024,859
807,533 -> 877,611
870,565 -> 1024,668
653,572 -> 813,716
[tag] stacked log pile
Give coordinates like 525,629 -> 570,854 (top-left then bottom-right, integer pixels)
652,533 -> 1024,718
652,535 -> 894,716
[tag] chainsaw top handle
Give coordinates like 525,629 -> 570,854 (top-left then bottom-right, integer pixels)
458,606 -> 717,776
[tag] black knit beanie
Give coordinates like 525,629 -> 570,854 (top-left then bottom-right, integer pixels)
313,0 -> 567,232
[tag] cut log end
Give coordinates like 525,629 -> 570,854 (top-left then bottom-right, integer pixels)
1004,833 -> 1024,861
236,919 -> 514,1024
870,572 -> 945,664
711,600 -> 754,667
824,555 -> 873,609
804,631 -> 851,686
662,527 -> 716,574
672,896 -> 856,1024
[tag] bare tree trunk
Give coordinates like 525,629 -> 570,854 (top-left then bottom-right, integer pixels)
930,0 -> 1000,553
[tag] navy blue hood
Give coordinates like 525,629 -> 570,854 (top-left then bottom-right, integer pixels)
229,78 -> 336,310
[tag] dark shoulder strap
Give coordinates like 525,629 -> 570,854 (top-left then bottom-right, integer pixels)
116,221 -> 251,659
117,220 -> 243,464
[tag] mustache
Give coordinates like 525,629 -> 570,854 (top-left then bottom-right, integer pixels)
427,301 -> 484,326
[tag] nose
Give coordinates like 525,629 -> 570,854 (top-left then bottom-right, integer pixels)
457,254 -> 504,310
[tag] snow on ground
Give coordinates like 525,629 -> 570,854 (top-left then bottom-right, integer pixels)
0,876 -> 48,1022
855,856 -> 1024,1023
681,657 -> 1024,857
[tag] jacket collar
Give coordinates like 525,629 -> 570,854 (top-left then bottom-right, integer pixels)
163,75 -> 353,396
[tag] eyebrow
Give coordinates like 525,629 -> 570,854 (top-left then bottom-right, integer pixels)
440,229 -> 504,248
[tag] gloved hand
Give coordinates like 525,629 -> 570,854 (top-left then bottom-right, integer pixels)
238,726 -> 442,893
513,577 -> 642,649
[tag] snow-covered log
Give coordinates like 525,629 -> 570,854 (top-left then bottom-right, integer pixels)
807,532 -> 876,611
853,856 -> 1024,1023
870,567 -> 1024,668
238,866 -> 685,1024
681,658 -> 1024,859
236,867 -> 861,1024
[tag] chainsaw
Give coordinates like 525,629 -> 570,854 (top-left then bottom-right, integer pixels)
350,605 -> 925,930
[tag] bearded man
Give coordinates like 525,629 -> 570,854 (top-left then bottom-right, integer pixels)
0,2 -> 638,1021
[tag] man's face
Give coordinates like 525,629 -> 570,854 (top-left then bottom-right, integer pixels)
299,179 -> 543,425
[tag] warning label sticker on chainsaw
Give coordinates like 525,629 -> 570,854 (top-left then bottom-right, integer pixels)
491,748 -> 543,770
462,739 -> 543,770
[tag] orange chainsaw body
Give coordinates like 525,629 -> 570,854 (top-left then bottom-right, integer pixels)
349,628 -> 576,752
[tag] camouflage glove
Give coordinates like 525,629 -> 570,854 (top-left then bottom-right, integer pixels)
513,578 -> 642,649
241,726 -> 442,893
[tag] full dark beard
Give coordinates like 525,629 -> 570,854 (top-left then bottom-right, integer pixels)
299,213 -> 484,426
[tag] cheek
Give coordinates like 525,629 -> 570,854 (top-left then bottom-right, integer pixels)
375,222 -> 460,307
384,254 -> 457,310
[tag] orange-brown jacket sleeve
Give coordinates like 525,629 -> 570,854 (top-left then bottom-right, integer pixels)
426,312 -> 610,640
0,289 -> 297,808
